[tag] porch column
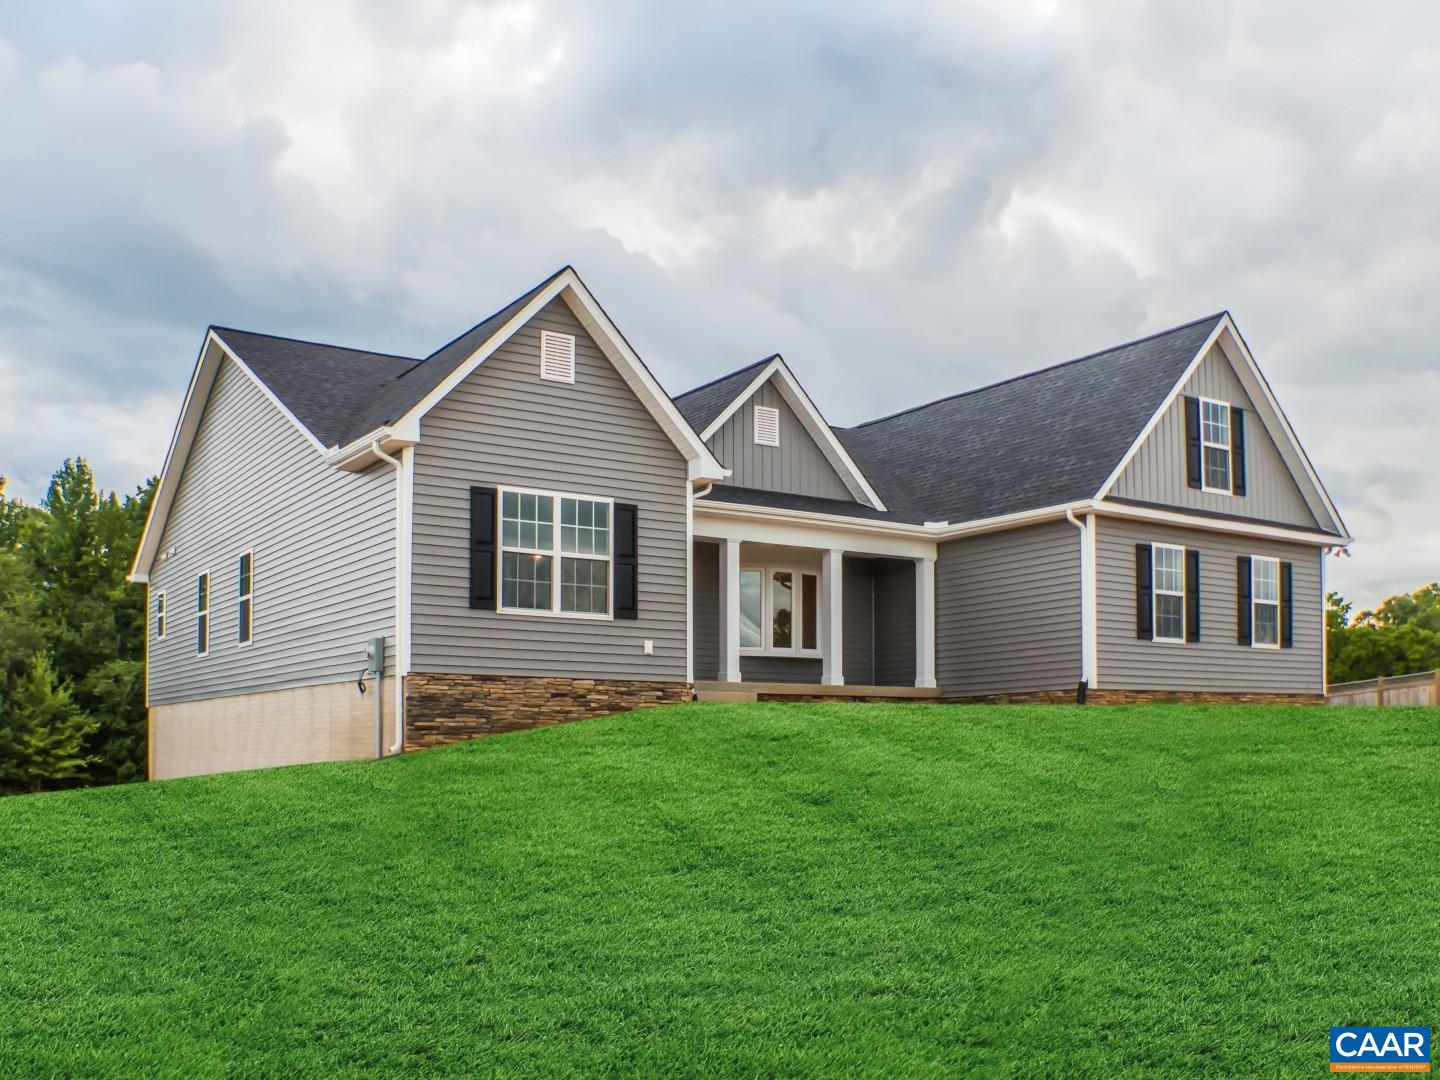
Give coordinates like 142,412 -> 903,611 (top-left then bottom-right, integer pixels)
915,555 -> 937,689
821,549 -> 844,686
719,538 -> 742,683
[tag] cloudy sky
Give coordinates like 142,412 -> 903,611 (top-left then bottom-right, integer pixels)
1,1 -> 1435,606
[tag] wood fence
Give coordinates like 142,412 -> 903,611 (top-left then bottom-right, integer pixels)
1327,669 -> 1440,706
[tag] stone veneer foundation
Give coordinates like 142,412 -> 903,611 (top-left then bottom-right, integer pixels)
403,673 -> 692,750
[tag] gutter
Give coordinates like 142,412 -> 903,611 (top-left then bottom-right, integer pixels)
1066,508 -> 1098,690
370,440 -> 409,755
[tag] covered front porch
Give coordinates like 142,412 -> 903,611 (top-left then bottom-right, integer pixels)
691,531 -> 937,700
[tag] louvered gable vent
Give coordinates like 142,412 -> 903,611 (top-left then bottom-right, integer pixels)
753,405 -> 780,446
539,330 -> 576,383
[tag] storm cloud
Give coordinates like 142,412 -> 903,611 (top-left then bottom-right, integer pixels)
0,1 -> 1435,605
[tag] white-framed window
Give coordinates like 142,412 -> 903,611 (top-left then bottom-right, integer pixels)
1200,397 -> 1232,494
1152,543 -> 1186,643
195,571 -> 210,656
1252,555 -> 1281,648
237,551 -> 254,645
498,486 -> 612,619
739,565 -> 820,655
539,330 -> 576,383
753,405 -> 780,447
155,591 -> 167,640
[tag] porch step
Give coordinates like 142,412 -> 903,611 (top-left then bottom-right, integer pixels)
693,681 -> 938,701
694,688 -> 759,703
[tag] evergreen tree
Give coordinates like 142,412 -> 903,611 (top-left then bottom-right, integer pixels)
0,655 -> 97,794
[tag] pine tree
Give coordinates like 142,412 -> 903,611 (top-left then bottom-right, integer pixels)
0,656 -> 97,794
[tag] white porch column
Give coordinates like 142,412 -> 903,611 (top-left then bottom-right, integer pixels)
719,538 -> 742,682
915,555 -> 937,689
821,549 -> 844,686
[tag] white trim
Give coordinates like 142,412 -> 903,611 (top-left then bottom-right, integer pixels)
738,564 -> 821,656
1198,396 -> 1234,496
719,539 -> 742,682
1068,510 -> 1098,688
538,329 -> 576,383
194,569 -> 210,657
697,356 -> 888,510
752,404 -> 780,446
1151,542 -> 1187,643
820,549 -> 844,686
154,590 -> 167,642
396,269 -> 725,484
1091,499 -> 1343,546
495,484 -> 615,620
1094,315 -> 1348,538
914,555 -> 936,690
1250,554 -> 1282,649
685,482 -> 694,685
235,548 -> 254,648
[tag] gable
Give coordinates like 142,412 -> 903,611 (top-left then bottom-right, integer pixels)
1110,342 -> 1320,529
708,375 -> 856,502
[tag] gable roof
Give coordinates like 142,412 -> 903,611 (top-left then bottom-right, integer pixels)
674,357 -> 774,433
839,314 -> 1227,525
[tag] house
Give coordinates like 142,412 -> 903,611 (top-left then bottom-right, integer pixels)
130,267 -> 1350,779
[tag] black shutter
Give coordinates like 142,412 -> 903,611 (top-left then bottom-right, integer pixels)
614,502 -> 639,619
1236,555 -> 1252,645
1185,548 -> 1201,643
1280,561 -> 1294,648
469,486 -> 497,610
1231,407 -> 1246,496
1135,543 -> 1153,640
1185,396 -> 1202,489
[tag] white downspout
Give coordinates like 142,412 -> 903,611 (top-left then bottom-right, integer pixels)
1067,508 -> 1098,692
372,441 -> 408,754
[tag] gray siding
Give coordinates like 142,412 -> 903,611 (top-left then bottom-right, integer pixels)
693,541 -> 720,680
409,297 -> 689,682
708,378 -> 854,501
843,559 -> 876,685
936,521 -> 1082,697
741,656 -> 823,683
149,358 -> 396,705
1112,345 -> 1319,528
1095,516 -> 1324,693
874,560 -> 916,686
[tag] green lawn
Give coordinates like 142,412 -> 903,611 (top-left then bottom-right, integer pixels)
1,703 -> 1436,1077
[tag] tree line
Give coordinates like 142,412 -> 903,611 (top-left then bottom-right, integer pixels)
1,461 -> 154,793
0,455 -> 1436,792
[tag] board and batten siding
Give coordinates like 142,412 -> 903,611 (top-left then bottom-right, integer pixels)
148,358 -> 397,706
410,297 -> 689,682
1111,345 -> 1319,529
1095,516 -> 1324,693
935,521 -> 1082,697
708,378 -> 854,501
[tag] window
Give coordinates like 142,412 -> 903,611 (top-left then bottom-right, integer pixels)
499,487 -> 611,617
1200,397 -> 1232,493
196,572 -> 210,655
1252,556 -> 1280,648
753,405 -> 780,446
155,591 -> 167,640
740,566 -> 820,654
539,330 -> 576,383
1152,543 -> 1186,642
237,551 -> 253,645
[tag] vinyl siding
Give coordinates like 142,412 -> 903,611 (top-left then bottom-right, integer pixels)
693,541 -> 720,680
740,656 -> 824,683
843,559 -> 876,685
1095,516 -> 1324,693
410,297 -> 689,681
874,559 -> 916,687
1112,345 -> 1319,528
148,358 -> 396,706
935,521 -> 1081,696
708,378 -> 854,501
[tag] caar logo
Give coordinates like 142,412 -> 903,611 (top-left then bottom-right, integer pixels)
1331,1027 -> 1430,1073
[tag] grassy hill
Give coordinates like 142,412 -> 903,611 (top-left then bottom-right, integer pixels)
1,702 -> 1436,1077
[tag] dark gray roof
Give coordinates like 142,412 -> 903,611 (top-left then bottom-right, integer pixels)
840,314 -> 1226,523
674,357 -> 774,432
215,268 -> 567,448
212,329 -> 419,448
696,484 -> 923,523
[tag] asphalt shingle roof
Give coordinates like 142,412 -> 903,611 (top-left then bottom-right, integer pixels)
673,357 -> 774,433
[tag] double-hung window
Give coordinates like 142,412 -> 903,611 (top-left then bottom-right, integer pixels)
237,551 -> 254,645
1152,543 -> 1186,642
1200,398 -> 1232,493
155,591 -> 167,640
499,488 -> 612,617
195,572 -> 210,656
739,566 -> 820,654
1251,556 -> 1281,648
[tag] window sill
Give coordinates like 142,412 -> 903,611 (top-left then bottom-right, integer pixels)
740,648 -> 823,659
1150,637 -> 1189,646
497,606 -> 614,622
1250,642 -> 1282,651
1201,486 -> 1236,497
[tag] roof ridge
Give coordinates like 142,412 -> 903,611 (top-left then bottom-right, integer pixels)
211,326 -> 420,364
852,312 -> 1227,430
418,266 -> 571,365
673,355 -> 778,401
